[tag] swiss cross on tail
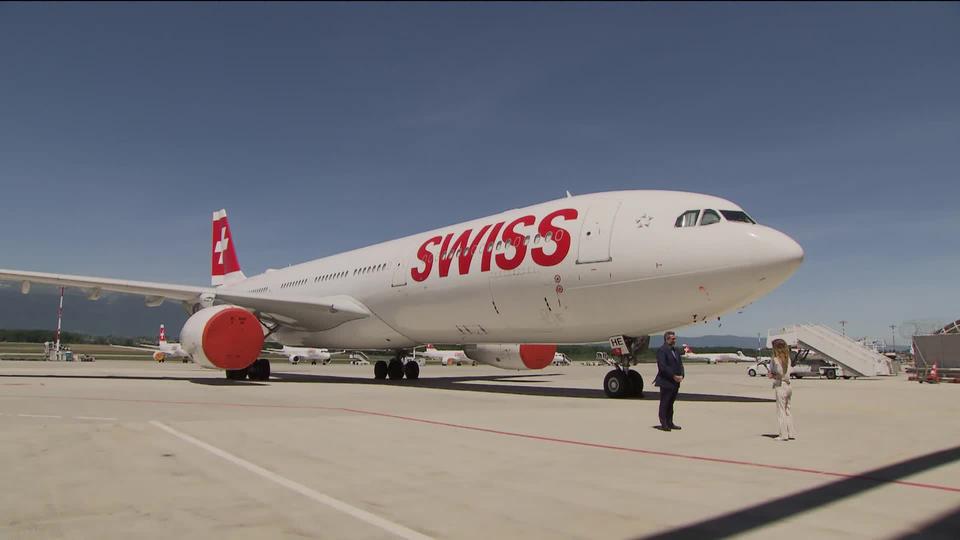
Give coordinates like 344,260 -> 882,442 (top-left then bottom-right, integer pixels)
211,209 -> 246,287
158,324 -> 167,344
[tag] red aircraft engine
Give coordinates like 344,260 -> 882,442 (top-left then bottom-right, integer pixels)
463,343 -> 557,370
180,305 -> 264,370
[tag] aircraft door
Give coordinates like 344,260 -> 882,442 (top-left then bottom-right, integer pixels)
576,199 -> 622,264
391,258 -> 408,287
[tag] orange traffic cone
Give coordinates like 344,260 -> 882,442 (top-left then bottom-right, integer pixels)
928,363 -> 940,383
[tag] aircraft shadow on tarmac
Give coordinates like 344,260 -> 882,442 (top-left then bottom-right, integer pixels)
636,444 -> 960,540
267,372 -> 776,402
0,371 -> 772,403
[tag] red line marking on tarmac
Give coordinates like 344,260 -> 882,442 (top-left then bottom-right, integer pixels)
11,394 -> 960,494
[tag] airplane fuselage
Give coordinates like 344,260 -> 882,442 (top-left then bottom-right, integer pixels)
226,191 -> 803,349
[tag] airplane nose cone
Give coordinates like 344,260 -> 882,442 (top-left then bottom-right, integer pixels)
748,226 -> 804,276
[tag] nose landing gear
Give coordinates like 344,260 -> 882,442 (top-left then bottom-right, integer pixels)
602,336 -> 648,398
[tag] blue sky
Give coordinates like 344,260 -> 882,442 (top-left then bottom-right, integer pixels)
1,3 -> 957,342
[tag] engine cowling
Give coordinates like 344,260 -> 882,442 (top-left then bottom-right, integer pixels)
463,344 -> 557,370
180,305 -> 264,370
153,351 -> 166,362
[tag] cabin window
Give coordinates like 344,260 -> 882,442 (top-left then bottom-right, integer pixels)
675,210 -> 700,228
700,209 -> 721,226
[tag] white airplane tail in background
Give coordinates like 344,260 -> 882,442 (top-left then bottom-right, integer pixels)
211,209 -> 246,287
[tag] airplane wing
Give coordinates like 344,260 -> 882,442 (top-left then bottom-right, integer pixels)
111,344 -> 161,352
0,269 -> 370,332
0,269 -> 206,302
212,291 -> 370,331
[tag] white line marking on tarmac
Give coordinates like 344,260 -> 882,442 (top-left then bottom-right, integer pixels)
17,414 -> 61,418
150,421 -> 432,540
75,416 -> 117,421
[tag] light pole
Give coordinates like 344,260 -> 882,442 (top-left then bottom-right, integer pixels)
890,325 -> 896,351
839,320 -> 848,337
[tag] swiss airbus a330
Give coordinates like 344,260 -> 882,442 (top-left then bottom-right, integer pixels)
0,190 -> 803,397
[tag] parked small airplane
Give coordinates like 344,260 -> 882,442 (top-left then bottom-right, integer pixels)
682,345 -> 751,364
121,324 -> 191,362
419,344 -> 476,366
268,345 -> 336,365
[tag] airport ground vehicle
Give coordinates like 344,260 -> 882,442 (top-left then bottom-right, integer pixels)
792,360 -> 851,379
2,191 -> 803,397
747,358 -> 850,379
747,359 -> 770,377
552,353 -> 572,366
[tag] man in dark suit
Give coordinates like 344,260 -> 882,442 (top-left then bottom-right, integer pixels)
654,331 -> 685,431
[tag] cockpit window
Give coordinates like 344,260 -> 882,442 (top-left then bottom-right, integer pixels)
700,209 -> 721,226
720,210 -> 756,224
674,210 -> 700,228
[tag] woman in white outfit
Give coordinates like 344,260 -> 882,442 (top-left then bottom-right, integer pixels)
769,339 -> 796,441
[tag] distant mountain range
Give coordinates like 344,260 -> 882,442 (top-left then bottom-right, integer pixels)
649,334 -> 764,349
0,283 -> 765,347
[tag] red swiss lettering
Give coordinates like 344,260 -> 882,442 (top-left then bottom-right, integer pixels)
481,222 -> 505,272
438,231 -> 471,278
458,223 -> 492,275
531,208 -> 579,267
410,235 -> 442,282
496,215 -> 535,271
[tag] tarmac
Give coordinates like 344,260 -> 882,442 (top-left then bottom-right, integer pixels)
1,360 -> 958,539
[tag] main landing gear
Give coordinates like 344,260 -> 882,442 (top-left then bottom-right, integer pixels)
373,352 -> 419,381
602,336 -> 649,399
226,358 -> 271,381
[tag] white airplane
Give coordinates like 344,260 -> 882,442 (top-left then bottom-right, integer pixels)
419,344 -> 475,366
151,324 -> 190,362
681,345 -> 752,364
270,345 -> 335,365
1,191 -> 803,397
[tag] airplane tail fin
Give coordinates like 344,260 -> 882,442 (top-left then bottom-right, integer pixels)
159,324 -> 167,345
211,209 -> 246,287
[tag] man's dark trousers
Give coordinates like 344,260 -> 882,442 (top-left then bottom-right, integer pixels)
659,386 -> 679,427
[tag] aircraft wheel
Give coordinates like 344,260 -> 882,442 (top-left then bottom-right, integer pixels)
748,368 -> 757,377
403,360 -> 420,380
603,370 -> 629,398
387,359 -> 404,380
627,370 -> 644,397
826,370 -> 837,380
842,376 -> 851,380
374,360 -> 388,380
248,358 -> 271,381
226,368 -> 248,380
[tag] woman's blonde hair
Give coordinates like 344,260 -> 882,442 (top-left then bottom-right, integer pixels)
771,339 -> 790,374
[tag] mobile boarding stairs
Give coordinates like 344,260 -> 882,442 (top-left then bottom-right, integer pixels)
767,324 -> 894,377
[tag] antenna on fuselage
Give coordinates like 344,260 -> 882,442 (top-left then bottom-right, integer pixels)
565,190 -> 573,198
